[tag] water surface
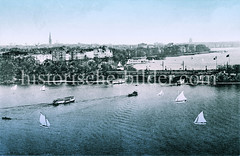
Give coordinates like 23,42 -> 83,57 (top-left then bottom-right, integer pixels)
0,84 -> 239,155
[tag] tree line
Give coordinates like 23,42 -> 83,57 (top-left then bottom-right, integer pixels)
0,56 -> 116,84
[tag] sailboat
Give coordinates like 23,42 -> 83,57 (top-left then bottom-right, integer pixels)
158,90 -> 164,96
40,85 -> 46,91
11,85 -> 17,90
39,113 -> 50,128
175,91 -> 187,103
117,62 -> 124,70
117,62 -> 122,67
194,111 -> 207,125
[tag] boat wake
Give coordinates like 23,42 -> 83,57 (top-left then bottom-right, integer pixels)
76,95 -> 127,104
0,95 -> 126,113
0,103 -> 51,111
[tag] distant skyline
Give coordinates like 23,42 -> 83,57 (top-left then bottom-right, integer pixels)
0,0 -> 239,45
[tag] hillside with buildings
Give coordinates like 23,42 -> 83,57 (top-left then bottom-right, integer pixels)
0,42 -> 212,63
0,41 -> 239,84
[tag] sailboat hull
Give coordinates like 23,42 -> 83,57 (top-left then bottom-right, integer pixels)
175,100 -> 187,103
40,125 -> 50,128
194,122 -> 206,125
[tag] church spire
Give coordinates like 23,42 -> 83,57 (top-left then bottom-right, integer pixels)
49,33 -> 52,45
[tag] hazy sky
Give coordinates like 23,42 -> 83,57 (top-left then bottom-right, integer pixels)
0,0 -> 239,45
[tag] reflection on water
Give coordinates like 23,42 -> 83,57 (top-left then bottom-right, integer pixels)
0,84 -> 239,155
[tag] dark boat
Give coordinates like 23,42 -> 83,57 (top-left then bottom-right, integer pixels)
53,96 -> 75,106
128,91 -> 138,97
2,117 -> 12,120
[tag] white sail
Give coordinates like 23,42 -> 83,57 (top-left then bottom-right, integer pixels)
194,111 -> 206,125
40,85 -> 46,91
46,119 -> 50,127
40,113 -> 50,127
194,116 -> 199,123
11,85 -> 17,90
175,91 -> 187,102
117,62 -> 122,67
158,90 -> 164,96
39,113 -> 46,125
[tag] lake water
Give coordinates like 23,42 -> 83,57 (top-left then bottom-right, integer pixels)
0,84 -> 239,155
134,47 -> 240,70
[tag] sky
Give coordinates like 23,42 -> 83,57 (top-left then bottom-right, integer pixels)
0,0 -> 239,45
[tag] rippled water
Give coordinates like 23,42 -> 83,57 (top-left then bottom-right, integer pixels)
0,84 -> 239,155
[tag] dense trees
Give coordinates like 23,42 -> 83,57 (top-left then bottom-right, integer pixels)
111,44 -> 210,64
196,44 -> 210,52
0,55 -> 116,84
0,43 -> 216,84
0,60 -> 16,83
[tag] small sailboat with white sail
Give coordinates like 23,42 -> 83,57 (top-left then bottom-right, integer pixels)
194,111 -> 207,125
158,90 -> 164,96
175,91 -> 187,103
11,85 -> 17,90
39,113 -> 50,128
40,85 -> 46,91
117,62 -> 122,67
117,62 -> 124,70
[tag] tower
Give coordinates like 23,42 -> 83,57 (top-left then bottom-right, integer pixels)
49,33 -> 52,45
189,38 -> 192,43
